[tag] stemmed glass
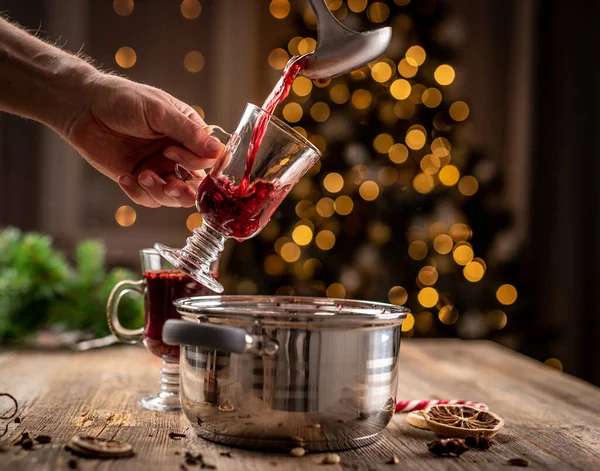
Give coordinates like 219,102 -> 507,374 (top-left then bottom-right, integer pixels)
107,248 -> 216,411
154,103 -> 322,293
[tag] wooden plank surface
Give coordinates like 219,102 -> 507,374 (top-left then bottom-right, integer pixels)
0,340 -> 599,470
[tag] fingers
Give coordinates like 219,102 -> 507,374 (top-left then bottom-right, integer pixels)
163,145 -> 218,176
148,101 -> 225,158
164,174 -> 196,207
137,171 -> 185,208
117,174 -> 161,208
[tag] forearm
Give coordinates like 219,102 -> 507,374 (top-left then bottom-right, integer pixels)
0,17 -> 99,135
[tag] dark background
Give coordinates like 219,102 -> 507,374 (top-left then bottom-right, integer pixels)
1,0 -> 599,386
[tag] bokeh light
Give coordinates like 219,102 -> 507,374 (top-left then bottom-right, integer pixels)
184,51 -> 205,73
408,241 -> 428,260
413,173 -> 435,194
280,242 -> 301,263
406,129 -> 426,150
326,283 -> 346,298
180,0 -> 201,19
373,133 -> 394,153
439,165 -> 460,186
450,101 -> 470,121
420,154 -> 441,174
268,48 -> 289,69
402,313 -> 415,332
115,47 -> 136,68
453,244 -> 474,265
270,0 -> 290,19
418,266 -> 438,285
316,230 -> 336,250
351,89 -> 372,109
371,62 -> 393,82
463,261 -> 484,282
115,205 -> 136,227
398,58 -> 418,78
433,234 -> 453,254
422,88 -> 442,108
334,195 -> 354,215
323,173 -> 344,193
389,143 -> 409,163
298,37 -> 317,54
186,213 -> 202,232
434,64 -> 456,86
310,102 -> 331,122
330,84 -> 350,104
439,305 -> 459,325
390,79 -> 411,100
544,358 -> 563,372
292,225 -> 313,246
450,223 -> 471,242
458,176 -> 479,196
388,286 -> 408,305
367,2 -> 390,22
316,197 -> 335,217
292,76 -> 313,96
406,45 -> 426,66
488,310 -> 507,329
283,102 -> 303,122
113,0 -> 134,16
347,0 -> 368,13
359,181 -> 380,201
418,287 -> 439,308
264,254 -> 285,276
496,284 -> 518,305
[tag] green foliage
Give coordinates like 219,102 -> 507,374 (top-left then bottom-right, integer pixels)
0,228 -> 143,343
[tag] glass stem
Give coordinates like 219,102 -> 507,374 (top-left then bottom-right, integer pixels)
179,223 -> 226,276
160,360 -> 180,396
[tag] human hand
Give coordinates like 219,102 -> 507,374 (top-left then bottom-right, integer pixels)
64,73 -> 224,207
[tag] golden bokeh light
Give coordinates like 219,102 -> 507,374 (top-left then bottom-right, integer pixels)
359,181 -> 380,201
402,313 -> 415,332
347,0 -> 368,13
389,143 -> 409,163
292,225 -> 313,246
409,84 -> 426,104
367,2 -> 390,22
316,230 -> 336,250
544,358 -> 563,372
368,221 -> 391,245
408,240 -> 428,260
115,47 -> 136,68
405,129 -> 426,150
264,254 -> 285,276
496,284 -> 518,305
280,242 -> 301,263
113,0 -> 134,16
449,101 -> 470,121
334,195 -> 354,215
314,78 -> 331,88
298,37 -> 317,54
433,234 -> 453,254
453,244 -> 474,265
406,45 -> 426,66
398,58 -> 418,78
292,76 -> 313,96
439,165 -> 460,186
418,266 -> 438,286
420,154 -> 441,175
373,133 -> 394,154
323,172 -> 344,193
388,285 -> 408,305
488,310 -> 507,330
316,197 -> 335,217
330,84 -> 350,104
288,36 -> 303,55
268,48 -> 289,70
310,102 -> 331,122
450,223 -> 471,241
431,137 -> 451,157
378,166 -> 398,186
458,175 -> 479,196
418,287 -> 439,308
326,283 -> 346,298
394,100 -> 416,119
180,0 -> 201,19
463,261 -> 484,282
115,205 -> 136,227
310,134 -> 327,153
293,126 -> 307,138
439,305 -> 459,325
434,64 -> 456,86
282,102 -> 303,123
351,89 -> 372,109
415,311 -> 433,333
390,79 -> 411,100
274,236 -> 291,254
303,258 -> 322,277
269,0 -> 290,19
327,0 -> 343,10
422,87 -> 442,108
184,51 -> 205,73
371,62 -> 393,82
186,213 -> 202,232
413,173 -> 435,194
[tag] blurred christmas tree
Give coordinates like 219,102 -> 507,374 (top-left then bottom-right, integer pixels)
227,0 -> 522,344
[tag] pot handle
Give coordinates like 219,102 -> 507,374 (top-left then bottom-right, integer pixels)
163,320 -> 279,356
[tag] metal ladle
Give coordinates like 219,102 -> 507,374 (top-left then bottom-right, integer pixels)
301,0 -> 392,80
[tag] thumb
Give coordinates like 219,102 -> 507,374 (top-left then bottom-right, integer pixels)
149,102 -> 224,159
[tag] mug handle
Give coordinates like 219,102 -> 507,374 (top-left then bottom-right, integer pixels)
106,279 -> 145,344
174,125 -> 232,182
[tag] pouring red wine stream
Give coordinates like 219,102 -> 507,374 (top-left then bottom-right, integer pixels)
195,53 -> 312,241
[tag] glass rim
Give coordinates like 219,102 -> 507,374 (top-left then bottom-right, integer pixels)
174,295 -> 409,323
246,103 -> 321,156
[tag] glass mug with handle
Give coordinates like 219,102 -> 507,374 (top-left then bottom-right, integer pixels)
107,248 -> 217,412
154,103 -> 322,293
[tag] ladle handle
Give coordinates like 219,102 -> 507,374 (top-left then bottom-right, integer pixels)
309,0 -> 345,32
163,320 -> 279,357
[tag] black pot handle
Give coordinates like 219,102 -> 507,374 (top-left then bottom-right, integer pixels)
163,319 -> 248,354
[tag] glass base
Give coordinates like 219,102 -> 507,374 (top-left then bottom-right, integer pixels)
154,243 -> 224,293
139,392 -> 181,412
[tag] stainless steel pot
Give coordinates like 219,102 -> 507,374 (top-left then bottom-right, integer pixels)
163,296 -> 408,452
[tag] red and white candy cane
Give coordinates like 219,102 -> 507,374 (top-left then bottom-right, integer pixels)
395,399 -> 488,412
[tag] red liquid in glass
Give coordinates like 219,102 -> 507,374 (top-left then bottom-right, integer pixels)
143,270 -> 214,361
195,54 -> 311,238
196,175 -> 290,241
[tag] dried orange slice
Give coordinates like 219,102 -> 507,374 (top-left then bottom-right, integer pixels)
423,404 -> 504,438
406,410 -> 429,430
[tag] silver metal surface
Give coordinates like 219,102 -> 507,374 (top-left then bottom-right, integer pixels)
176,296 -> 407,452
301,0 -> 392,80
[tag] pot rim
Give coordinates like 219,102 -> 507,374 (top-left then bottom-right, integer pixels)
174,295 -> 409,324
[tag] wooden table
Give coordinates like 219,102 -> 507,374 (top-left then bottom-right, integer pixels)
1,340 -> 599,470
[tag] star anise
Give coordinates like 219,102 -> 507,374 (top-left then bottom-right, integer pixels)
427,438 -> 470,457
